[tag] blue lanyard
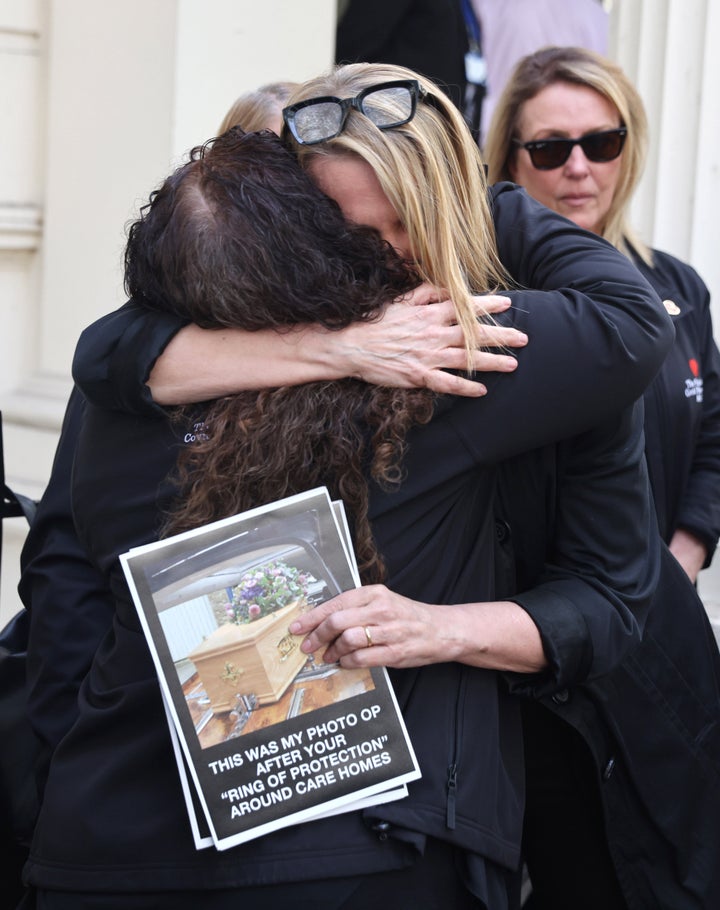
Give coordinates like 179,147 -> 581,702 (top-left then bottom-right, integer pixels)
461,0 -> 482,53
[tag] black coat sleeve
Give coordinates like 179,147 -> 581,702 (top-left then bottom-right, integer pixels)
336,0 -> 415,61
468,188 -> 674,690
18,388 -> 116,796
496,402 -> 660,693
447,184 -> 674,462
669,261 -> 720,562
72,301 -> 189,415
335,0 -> 467,109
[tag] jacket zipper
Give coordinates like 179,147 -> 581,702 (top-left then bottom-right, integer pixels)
446,666 -> 467,829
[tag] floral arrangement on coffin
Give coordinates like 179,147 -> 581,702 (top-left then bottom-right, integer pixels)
223,560 -> 316,625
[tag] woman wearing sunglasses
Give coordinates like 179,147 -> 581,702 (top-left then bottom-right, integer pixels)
38,62 -> 718,909
485,45 -> 720,587
484,46 -> 720,908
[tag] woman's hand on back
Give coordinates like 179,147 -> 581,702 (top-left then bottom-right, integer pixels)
336,284 -> 527,396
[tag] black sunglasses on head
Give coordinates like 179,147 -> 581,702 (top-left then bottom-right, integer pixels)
513,127 -> 627,170
282,79 -> 431,146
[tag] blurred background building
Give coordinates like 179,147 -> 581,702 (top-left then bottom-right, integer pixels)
1,0 -> 719,638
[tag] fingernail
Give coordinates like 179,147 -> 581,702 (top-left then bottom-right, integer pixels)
289,622 -> 301,633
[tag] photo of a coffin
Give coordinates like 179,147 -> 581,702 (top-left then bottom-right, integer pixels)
188,598 -> 308,711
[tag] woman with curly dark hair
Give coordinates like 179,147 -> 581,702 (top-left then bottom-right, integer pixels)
123,126 -> 435,581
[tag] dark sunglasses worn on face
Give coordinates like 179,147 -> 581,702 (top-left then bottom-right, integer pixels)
282,79 -> 429,146
513,127 -> 627,170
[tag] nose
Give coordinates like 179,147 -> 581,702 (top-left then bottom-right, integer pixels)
564,144 -> 591,176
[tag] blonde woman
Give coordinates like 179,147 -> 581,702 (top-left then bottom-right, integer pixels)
485,45 -> 720,584
484,45 -> 644,254
485,46 -> 720,909
50,63 -> 674,908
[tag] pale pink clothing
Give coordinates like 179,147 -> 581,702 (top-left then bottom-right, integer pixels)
472,0 -> 609,143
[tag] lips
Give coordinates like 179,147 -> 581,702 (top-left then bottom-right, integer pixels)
561,194 -> 594,206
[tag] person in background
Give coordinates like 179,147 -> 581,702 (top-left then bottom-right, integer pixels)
484,44 -> 720,908
485,44 -> 720,585
217,81 -> 298,135
471,0 -> 609,145
335,0 -> 468,110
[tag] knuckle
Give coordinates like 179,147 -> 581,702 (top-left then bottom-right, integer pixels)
325,614 -> 345,637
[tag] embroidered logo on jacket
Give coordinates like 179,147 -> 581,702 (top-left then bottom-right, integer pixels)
184,420 -> 210,443
685,359 -> 703,402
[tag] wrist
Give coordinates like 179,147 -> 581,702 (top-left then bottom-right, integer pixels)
276,324 -> 348,382
315,322 -> 371,381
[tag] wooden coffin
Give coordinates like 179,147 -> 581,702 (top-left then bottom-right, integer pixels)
188,599 -> 308,712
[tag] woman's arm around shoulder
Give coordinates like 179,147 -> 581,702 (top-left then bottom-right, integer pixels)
72,301 -> 190,415
450,184 -> 675,462
490,184 -> 674,394
72,291 -> 527,412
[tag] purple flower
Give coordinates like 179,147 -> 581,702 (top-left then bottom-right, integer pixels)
241,582 -> 264,599
224,560 -> 318,625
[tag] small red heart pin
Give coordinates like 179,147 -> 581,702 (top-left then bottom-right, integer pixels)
689,359 -> 700,377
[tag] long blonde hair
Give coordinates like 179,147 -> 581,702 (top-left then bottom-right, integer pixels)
285,63 -> 512,367
484,46 -> 651,265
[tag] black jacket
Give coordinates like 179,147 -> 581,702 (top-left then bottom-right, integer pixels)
635,249 -> 720,565
495,441 -> 720,910
18,389 -> 114,798
335,0 -> 468,110
495,243 -> 720,910
24,186 -> 672,893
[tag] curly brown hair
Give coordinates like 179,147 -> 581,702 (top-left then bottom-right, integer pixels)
125,128 -> 435,580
